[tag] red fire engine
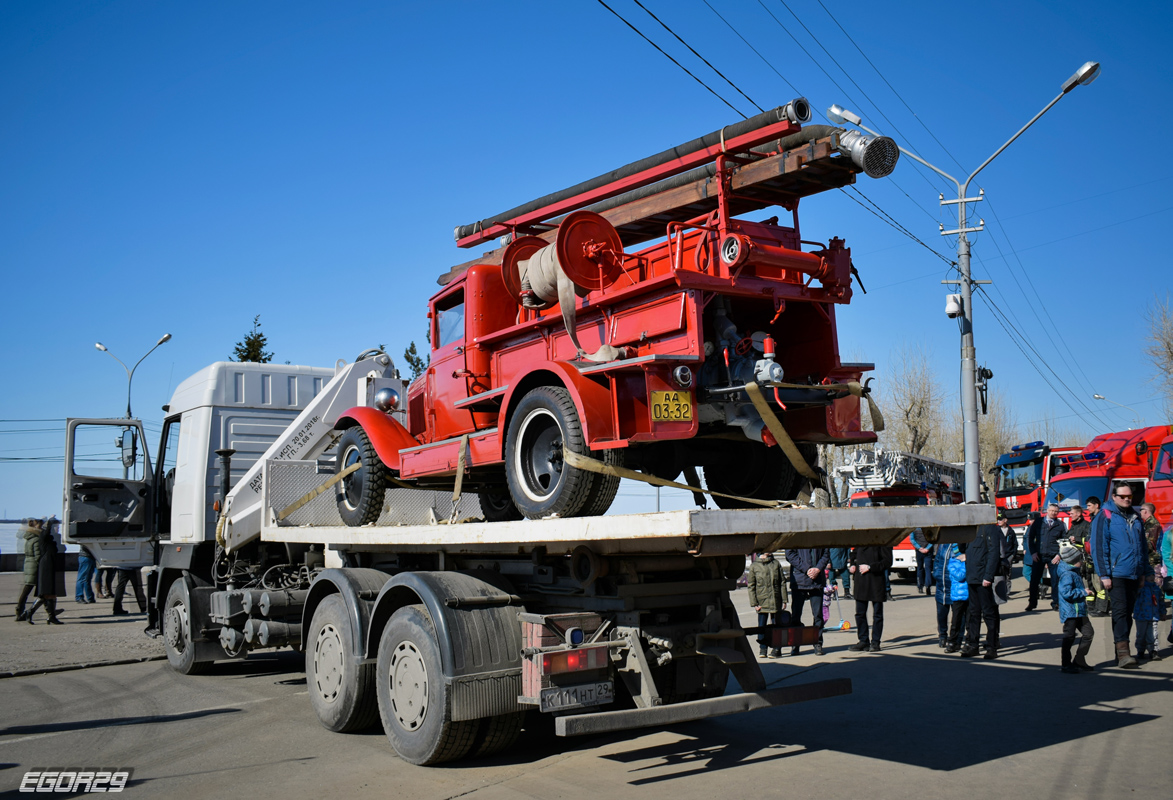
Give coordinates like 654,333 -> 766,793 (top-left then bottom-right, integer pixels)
333,99 -> 901,521
991,441 -> 1083,541
1046,426 -> 1173,513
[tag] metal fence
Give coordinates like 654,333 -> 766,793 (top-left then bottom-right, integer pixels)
264,460 -> 482,528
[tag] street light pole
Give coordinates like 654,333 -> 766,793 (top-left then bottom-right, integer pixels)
827,61 -> 1100,503
94,333 -> 173,419
1093,394 -> 1142,429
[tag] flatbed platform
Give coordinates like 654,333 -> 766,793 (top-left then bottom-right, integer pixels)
261,502 -> 993,557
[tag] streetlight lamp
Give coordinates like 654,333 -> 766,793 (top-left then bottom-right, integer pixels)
1093,394 -> 1142,429
828,61 -> 1100,503
94,333 -> 173,419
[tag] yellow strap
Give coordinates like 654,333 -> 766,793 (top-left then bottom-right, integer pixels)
766,380 -> 885,433
449,434 -> 470,524
276,462 -> 361,522
563,448 -> 795,509
744,382 -> 820,480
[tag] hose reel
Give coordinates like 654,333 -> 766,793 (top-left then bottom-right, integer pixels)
502,210 -> 627,362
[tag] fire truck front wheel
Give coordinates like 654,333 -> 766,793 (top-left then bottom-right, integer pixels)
505,386 -> 598,519
478,486 -> 524,522
336,427 -> 387,526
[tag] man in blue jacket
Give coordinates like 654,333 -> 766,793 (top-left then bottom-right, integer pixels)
787,548 -> 829,656
1090,483 -> 1151,669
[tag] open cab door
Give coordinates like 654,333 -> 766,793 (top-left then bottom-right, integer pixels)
62,418 -> 156,568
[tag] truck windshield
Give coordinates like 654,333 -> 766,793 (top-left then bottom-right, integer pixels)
993,456 -> 1044,496
1045,476 -> 1108,509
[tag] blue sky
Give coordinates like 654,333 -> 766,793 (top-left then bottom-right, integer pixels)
1,0 -> 1169,522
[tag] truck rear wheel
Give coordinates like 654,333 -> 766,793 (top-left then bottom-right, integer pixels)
505,386 -> 598,519
306,595 -> 378,732
704,442 -> 798,509
163,580 -> 211,675
478,486 -> 523,522
376,604 -> 477,765
336,427 -> 387,526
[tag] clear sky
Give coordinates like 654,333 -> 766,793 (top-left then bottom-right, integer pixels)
1,0 -> 1169,523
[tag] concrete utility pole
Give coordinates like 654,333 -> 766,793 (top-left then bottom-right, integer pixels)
827,60 -> 1101,503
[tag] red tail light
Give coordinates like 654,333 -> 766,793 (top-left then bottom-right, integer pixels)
540,646 -> 609,675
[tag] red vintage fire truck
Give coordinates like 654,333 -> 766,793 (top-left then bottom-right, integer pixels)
333,99 -> 901,522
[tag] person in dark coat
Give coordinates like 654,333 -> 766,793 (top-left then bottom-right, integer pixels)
848,545 -> 892,652
787,548 -> 829,656
1083,497 -> 1109,616
961,523 -> 1001,658
14,519 -> 42,622
26,520 -> 64,625
911,529 -> 934,596
112,566 -> 147,616
1026,504 -> 1067,611
828,547 -> 851,598
1090,483 -> 1151,668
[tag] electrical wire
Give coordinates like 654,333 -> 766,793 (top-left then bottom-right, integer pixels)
631,0 -> 764,113
595,0 -> 748,119
838,187 -> 955,266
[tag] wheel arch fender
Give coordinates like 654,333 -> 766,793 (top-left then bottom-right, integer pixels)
497,363 -> 616,459
366,570 -> 524,676
301,568 -> 391,664
335,407 -> 417,473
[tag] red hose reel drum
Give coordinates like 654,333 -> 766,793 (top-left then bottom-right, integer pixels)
502,211 -> 625,307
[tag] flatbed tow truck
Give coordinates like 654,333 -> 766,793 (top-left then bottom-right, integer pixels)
65,100 -> 993,765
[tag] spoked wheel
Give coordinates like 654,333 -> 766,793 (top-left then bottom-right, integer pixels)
336,427 -> 387,527
377,605 -> 477,765
505,386 -> 599,519
306,595 -> 378,732
163,580 -> 212,675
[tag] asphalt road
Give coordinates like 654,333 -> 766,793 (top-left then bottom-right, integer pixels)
2,575 -> 1170,799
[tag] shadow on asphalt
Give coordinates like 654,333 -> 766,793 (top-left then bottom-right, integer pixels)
0,707 -> 241,738
587,652 -> 1166,781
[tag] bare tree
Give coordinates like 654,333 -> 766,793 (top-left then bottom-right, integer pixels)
1145,294 -> 1173,420
1022,413 -> 1089,448
943,387 -> 1018,480
877,343 -> 946,458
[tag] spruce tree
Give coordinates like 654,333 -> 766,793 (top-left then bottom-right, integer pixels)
232,315 -> 273,363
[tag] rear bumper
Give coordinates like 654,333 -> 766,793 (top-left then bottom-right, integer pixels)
554,677 -> 852,736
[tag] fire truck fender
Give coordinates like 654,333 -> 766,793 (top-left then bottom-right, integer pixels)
366,571 -> 524,721
497,362 -> 615,458
334,406 -> 417,472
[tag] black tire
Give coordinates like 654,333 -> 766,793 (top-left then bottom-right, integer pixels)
306,595 -> 379,732
376,604 -> 478,765
163,580 -> 211,675
469,712 -> 524,758
478,486 -> 523,522
581,447 -> 623,517
505,386 -> 597,519
336,427 -> 387,527
703,442 -> 798,510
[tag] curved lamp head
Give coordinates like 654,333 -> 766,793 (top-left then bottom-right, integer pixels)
1093,394 -> 1106,400
157,333 -> 172,345
826,104 -> 861,126
1062,61 -> 1101,94
95,343 -> 107,352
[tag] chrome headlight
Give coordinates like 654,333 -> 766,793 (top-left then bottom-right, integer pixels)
374,387 -> 400,413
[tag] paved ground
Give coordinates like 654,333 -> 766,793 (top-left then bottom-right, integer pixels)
1,570 -> 1170,798
0,572 -> 161,675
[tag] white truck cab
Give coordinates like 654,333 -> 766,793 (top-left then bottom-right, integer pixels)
63,362 -> 335,566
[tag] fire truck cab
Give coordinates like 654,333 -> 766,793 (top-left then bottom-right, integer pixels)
1046,426 -> 1173,514
992,441 -> 1083,547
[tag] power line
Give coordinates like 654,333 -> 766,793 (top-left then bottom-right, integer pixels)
595,0 -> 748,119
814,0 -> 969,177
630,0 -> 764,114
839,187 -> 955,266
701,0 -> 802,96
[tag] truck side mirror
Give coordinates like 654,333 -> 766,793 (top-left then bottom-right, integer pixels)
120,429 -> 137,469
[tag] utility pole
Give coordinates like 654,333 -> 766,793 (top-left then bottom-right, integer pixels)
827,60 -> 1101,503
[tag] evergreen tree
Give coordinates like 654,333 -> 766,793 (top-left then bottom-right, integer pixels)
403,340 -> 428,379
232,315 -> 273,363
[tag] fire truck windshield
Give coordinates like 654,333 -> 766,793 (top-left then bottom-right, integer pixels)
1045,476 -> 1108,509
994,457 -> 1044,496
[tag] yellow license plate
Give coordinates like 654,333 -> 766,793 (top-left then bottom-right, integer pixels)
651,391 -> 692,422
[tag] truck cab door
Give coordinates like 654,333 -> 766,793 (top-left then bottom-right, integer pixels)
427,286 -> 477,439
1148,436 -> 1173,524
62,418 -> 156,567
